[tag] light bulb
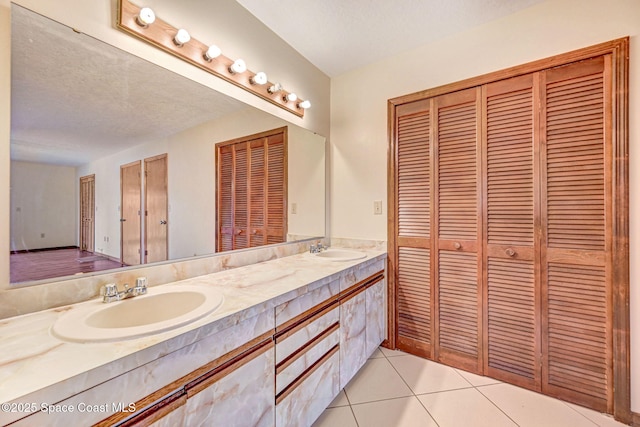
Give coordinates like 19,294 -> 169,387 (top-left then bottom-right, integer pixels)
229,59 -> 247,74
174,29 -> 191,46
298,100 -> 311,109
268,83 -> 283,94
251,72 -> 268,85
284,93 -> 298,102
136,7 -> 155,27
204,45 -> 221,61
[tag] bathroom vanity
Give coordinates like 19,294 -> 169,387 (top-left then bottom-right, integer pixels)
0,248 -> 386,427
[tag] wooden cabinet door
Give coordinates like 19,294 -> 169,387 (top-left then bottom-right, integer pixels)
483,75 -> 540,389
540,56 -> 612,412
145,154 -> 168,263
121,160 -> 141,265
79,174 -> 95,252
433,87 -> 482,373
393,99 -> 433,358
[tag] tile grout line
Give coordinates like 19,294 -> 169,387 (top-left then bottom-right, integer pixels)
381,348 -> 442,427
472,382 -> 521,427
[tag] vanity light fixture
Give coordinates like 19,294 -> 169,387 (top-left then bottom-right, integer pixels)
136,7 -> 155,27
204,45 -> 222,61
117,0 -> 308,117
250,72 -> 268,85
268,82 -> 283,94
229,59 -> 247,74
173,28 -> 191,46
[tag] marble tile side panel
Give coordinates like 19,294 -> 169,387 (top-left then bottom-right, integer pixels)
275,307 -> 339,364
329,238 -> 388,251
339,259 -> 385,292
365,279 -> 386,357
339,292 -> 368,390
0,240 -> 318,319
276,330 -> 340,394
185,348 -> 275,427
8,311 -> 275,427
149,403 -> 187,427
275,351 -> 340,427
275,279 -> 340,326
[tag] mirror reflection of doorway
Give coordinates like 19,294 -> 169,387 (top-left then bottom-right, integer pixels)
120,160 -> 142,266
79,174 -> 95,253
144,154 -> 168,263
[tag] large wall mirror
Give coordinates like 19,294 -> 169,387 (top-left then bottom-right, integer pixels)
9,5 -> 325,285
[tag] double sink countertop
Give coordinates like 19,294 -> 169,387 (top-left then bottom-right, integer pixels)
0,248 -> 386,418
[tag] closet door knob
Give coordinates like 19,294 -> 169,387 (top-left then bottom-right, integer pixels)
505,248 -> 516,257
454,242 -> 461,249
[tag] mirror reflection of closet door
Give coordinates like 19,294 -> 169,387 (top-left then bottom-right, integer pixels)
145,154 -> 168,263
120,160 -> 141,266
79,174 -> 95,253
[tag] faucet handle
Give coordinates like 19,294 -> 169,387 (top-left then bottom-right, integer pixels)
135,277 -> 147,289
100,283 -> 118,297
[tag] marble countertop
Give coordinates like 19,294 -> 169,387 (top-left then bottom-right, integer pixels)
0,248 -> 386,413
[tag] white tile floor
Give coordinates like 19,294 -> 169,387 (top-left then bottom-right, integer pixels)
312,347 -> 627,427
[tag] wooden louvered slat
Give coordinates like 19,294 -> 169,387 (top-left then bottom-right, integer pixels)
397,112 -> 430,239
249,140 -> 266,247
234,143 -> 248,249
487,258 -> 536,381
397,247 -> 431,356
266,134 -> 286,245
546,71 -> 605,252
438,101 -> 477,240
218,148 -> 233,252
547,263 -> 608,407
438,251 -> 478,358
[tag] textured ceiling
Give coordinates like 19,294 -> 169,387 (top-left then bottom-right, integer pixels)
236,0 -> 544,77
11,6 -> 247,166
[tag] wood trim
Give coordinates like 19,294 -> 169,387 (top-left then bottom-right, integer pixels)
276,322 -> 339,374
275,344 -> 339,405
116,391 -> 186,427
275,299 -> 339,341
389,38 -> 629,107
215,127 -> 288,149
387,99 -> 398,350
95,330 -> 274,426
186,337 -> 274,396
340,272 -> 384,304
117,0 -> 304,118
610,37 -> 630,425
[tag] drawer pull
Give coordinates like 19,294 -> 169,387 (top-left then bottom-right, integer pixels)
505,248 -> 516,257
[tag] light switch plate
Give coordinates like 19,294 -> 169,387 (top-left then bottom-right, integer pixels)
374,200 -> 383,215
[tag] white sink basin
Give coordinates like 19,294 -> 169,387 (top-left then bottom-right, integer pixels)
314,249 -> 367,261
52,284 -> 224,343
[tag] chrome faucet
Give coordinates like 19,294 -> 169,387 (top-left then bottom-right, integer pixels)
309,242 -> 326,254
100,277 -> 147,303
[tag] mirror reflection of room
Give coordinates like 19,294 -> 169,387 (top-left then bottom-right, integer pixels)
8,5 -> 325,285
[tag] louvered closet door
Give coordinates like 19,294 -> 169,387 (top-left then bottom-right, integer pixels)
265,133 -> 286,245
483,75 -> 540,389
394,99 -> 433,358
234,142 -> 249,249
434,88 -> 482,373
218,146 -> 234,251
540,56 -> 613,412
249,139 -> 267,247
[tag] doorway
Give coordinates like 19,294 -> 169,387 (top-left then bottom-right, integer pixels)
144,154 -> 168,263
120,160 -> 141,266
79,174 -> 95,253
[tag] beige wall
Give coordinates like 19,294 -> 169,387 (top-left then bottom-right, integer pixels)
10,161 -> 77,251
329,0 -> 640,412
